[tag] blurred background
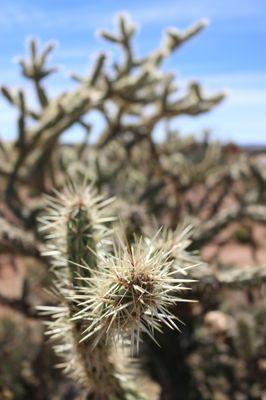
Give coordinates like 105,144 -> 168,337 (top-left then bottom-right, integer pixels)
1,0 -> 266,144
0,1 -> 265,400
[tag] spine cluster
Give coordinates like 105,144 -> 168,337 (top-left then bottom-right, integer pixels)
39,181 -> 198,399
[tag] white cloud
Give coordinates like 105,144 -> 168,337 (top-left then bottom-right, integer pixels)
129,0 -> 266,25
196,72 -> 266,86
229,89 -> 266,106
1,1 -> 265,33
0,3 -> 110,32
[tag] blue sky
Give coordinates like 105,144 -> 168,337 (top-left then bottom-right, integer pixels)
0,0 -> 265,144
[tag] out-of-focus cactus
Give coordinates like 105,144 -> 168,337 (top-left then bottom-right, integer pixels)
0,14 -> 225,228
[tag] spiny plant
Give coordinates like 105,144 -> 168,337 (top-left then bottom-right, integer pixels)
38,180 -> 199,399
0,13 -> 225,227
0,12 -> 265,400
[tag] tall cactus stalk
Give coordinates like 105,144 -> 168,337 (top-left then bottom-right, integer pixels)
39,180 -> 198,399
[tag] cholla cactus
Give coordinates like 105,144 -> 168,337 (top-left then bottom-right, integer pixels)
73,232 -> 196,351
39,181 -> 124,398
0,13 -> 265,400
39,180 -> 198,399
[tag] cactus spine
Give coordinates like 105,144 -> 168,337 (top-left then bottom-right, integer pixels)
39,181 -> 197,399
